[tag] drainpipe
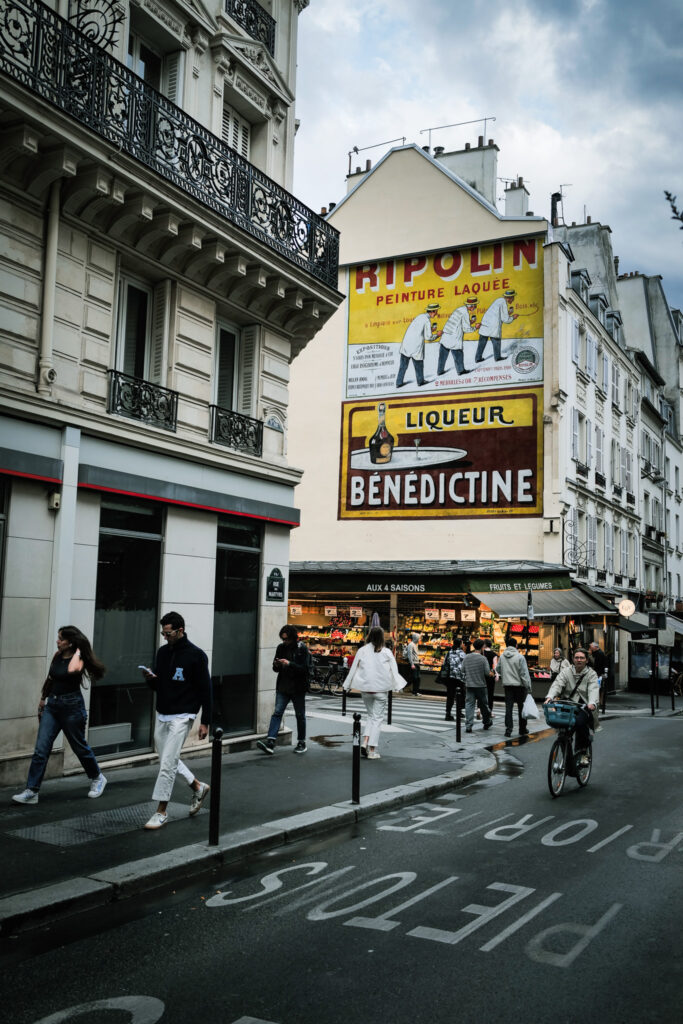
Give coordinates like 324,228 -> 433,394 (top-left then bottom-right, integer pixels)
37,180 -> 61,395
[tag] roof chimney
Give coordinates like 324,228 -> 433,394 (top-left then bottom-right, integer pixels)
422,145 -> 430,153
504,176 -> 530,218
434,146 -> 445,157
614,256 -> 619,275
550,191 -> 562,228
464,142 -> 471,150
329,202 -> 336,211
320,206 -> 327,215
434,138 -> 500,207
586,215 -> 592,224
478,135 -> 484,147
365,159 -> 371,171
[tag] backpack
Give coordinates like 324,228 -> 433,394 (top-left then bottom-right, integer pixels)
298,641 -> 312,678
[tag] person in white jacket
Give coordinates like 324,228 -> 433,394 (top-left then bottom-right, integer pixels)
343,627 -> 405,759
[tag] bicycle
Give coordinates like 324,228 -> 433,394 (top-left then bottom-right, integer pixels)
308,658 -> 345,696
543,699 -> 592,798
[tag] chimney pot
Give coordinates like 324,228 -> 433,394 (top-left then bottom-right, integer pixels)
572,220 -> 576,226
365,159 -> 371,171
614,256 -> 619,275
518,176 -> 524,187
587,215 -> 592,224
478,135 -> 484,147
434,146 -> 444,156
320,207 -> 327,215
422,145 -> 430,153
355,165 -> 361,174
329,202 -> 336,211
488,138 -> 494,146
526,211 -> 534,216
465,142 -> 471,150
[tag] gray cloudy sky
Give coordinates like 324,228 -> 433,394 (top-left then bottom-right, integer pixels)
292,0 -> 683,311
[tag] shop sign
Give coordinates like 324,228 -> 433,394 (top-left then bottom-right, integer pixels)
365,581 -> 427,592
350,606 -> 363,618
441,609 -> 455,621
345,239 -> 544,401
266,568 -> 285,602
480,610 -> 493,619
339,387 -> 543,520
289,604 -> 302,616
470,574 -> 570,592
425,608 -> 439,621
324,606 -> 337,617
461,609 -> 477,621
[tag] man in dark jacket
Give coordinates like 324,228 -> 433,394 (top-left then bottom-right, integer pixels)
140,611 -> 212,829
257,624 -> 310,755
463,638 -> 493,732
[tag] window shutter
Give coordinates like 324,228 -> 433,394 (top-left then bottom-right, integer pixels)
586,417 -> 592,466
595,426 -> 602,473
620,445 -> 627,486
572,319 -> 580,364
621,529 -> 629,573
216,328 -> 237,410
222,103 -> 251,159
605,523 -> 613,572
163,51 -> 185,105
237,325 -> 259,417
571,408 -> 579,459
625,450 -> 632,490
150,280 -> 171,384
602,354 -> 609,391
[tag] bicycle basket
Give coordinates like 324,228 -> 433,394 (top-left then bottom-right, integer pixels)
543,700 -> 578,728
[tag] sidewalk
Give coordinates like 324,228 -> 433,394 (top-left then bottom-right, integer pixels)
0,690 -> 676,936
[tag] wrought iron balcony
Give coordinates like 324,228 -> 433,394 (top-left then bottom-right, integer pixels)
226,0 -> 275,56
108,370 -> 178,432
0,0 -> 339,290
210,404 -> 263,456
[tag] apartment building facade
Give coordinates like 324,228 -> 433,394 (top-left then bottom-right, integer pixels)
0,0 -> 341,783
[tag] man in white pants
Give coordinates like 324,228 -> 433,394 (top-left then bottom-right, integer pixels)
141,611 -> 212,829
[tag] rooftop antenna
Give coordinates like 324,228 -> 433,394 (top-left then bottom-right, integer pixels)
347,137 -> 406,176
556,184 -> 572,226
419,116 -> 496,153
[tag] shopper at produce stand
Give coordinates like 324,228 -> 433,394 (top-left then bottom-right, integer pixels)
463,638 -> 493,732
438,638 -> 465,721
405,633 -> 421,695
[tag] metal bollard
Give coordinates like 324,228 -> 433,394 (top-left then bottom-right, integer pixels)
352,712 -> 361,804
387,690 -> 392,725
455,684 -> 463,743
342,687 -> 347,716
208,726 -> 224,846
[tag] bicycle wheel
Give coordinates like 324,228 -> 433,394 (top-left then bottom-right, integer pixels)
576,741 -> 592,787
547,737 -> 568,798
327,670 -> 344,695
308,667 -> 324,693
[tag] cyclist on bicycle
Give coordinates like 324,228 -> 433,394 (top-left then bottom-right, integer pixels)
544,648 -> 599,763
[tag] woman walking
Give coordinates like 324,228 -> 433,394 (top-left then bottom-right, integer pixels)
13,626 -> 107,804
549,647 -> 570,683
342,627 -> 405,758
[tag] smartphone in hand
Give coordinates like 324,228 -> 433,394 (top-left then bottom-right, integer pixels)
138,665 -> 155,676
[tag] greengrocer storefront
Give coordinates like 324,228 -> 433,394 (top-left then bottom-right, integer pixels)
288,560 -> 618,696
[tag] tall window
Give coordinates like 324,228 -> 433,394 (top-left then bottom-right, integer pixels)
222,103 -> 251,158
116,276 -> 170,382
127,31 -> 184,104
91,500 -> 163,756
215,326 -> 239,410
211,517 -> 261,734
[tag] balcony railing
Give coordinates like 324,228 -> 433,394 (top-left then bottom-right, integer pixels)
226,0 -> 275,56
0,0 -> 339,290
108,370 -> 178,432
210,405 -> 263,456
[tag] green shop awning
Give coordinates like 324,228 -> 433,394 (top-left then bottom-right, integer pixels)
473,586 -> 616,619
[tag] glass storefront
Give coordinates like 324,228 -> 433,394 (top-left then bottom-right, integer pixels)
211,517 -> 261,734
91,499 -> 163,755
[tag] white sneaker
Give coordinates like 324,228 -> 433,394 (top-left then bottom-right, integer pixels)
88,773 -> 107,799
12,788 -> 38,805
189,782 -> 210,816
367,752 -> 381,759
144,812 -> 168,830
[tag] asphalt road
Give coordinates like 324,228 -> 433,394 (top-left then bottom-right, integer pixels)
4,715 -> 683,1024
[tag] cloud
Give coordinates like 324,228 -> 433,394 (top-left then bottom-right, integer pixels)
292,0 -> 683,308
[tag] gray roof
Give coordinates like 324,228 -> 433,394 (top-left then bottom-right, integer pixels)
290,560 -> 567,576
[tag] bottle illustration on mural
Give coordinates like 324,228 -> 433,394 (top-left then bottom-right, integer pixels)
368,402 -> 395,464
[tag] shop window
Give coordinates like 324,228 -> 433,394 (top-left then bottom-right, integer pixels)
211,517 -> 261,734
91,499 -> 163,756
116,276 -> 171,383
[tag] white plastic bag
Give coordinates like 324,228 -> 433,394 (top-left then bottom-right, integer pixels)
522,692 -> 539,719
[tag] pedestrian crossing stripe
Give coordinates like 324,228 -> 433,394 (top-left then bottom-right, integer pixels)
302,695 -> 479,736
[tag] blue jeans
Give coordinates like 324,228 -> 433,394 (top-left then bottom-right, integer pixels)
396,353 -> 425,387
26,692 -> 101,791
267,691 -> 306,743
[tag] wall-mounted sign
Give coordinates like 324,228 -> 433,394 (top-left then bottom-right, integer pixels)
350,606 -> 363,618
324,606 -> 337,617
480,610 -> 493,620
441,609 -> 455,621
461,609 -> 477,621
266,568 -> 285,602
289,605 -> 302,616
618,598 -> 635,617
425,608 -> 439,621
